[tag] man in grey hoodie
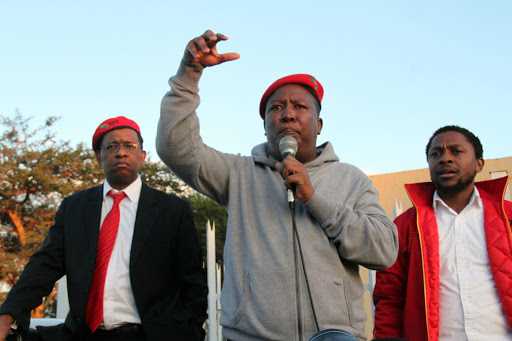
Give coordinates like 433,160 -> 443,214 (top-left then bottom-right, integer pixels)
156,30 -> 398,341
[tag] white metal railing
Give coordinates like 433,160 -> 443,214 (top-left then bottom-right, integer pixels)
206,220 -> 222,341
28,276 -> 67,328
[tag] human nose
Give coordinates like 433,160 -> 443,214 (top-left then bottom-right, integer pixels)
115,144 -> 129,157
280,105 -> 295,122
439,150 -> 453,164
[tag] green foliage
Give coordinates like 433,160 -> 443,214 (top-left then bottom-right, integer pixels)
187,193 -> 227,265
139,159 -> 184,195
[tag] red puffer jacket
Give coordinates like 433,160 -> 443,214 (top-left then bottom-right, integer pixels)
373,176 -> 512,341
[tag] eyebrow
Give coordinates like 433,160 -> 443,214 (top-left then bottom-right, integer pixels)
431,143 -> 466,151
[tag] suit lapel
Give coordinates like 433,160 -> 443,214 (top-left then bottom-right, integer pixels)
130,182 -> 158,268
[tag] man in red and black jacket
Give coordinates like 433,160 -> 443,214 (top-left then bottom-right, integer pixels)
373,125 -> 512,341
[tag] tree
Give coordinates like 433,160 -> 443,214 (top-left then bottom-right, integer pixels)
139,158 -> 186,195
0,111 -> 105,316
187,193 -> 228,266
0,111 -> 186,317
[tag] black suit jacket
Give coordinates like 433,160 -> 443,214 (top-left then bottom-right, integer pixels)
0,182 -> 207,340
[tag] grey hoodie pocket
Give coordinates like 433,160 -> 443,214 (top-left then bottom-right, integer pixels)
233,269 -> 295,339
306,269 -> 359,330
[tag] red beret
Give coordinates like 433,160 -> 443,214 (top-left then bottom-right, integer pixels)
259,74 -> 324,119
92,116 -> 141,150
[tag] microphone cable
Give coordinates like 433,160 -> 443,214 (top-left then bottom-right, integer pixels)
290,200 -> 320,333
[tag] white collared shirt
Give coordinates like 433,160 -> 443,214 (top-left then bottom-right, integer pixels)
434,188 -> 512,340
99,176 -> 142,329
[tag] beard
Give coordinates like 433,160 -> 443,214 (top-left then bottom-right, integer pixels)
433,170 -> 477,196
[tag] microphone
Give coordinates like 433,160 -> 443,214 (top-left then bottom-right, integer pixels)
279,136 -> 298,207
279,136 -> 298,159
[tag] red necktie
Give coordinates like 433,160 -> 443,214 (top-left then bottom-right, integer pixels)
85,191 -> 127,332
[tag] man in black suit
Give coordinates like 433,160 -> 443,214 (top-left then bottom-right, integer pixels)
0,116 -> 207,341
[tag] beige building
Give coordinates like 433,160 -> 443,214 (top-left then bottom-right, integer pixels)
370,156 -> 512,220
359,155 -> 512,337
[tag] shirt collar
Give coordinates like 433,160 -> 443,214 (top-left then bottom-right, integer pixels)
103,176 -> 142,204
433,186 -> 482,213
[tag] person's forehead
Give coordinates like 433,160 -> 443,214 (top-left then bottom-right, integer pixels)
103,128 -> 139,142
267,84 -> 316,103
432,131 -> 469,147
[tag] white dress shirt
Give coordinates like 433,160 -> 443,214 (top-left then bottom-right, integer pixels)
435,188 -> 512,340
99,177 -> 142,329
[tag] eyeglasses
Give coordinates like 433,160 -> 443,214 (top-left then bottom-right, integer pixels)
101,143 -> 141,153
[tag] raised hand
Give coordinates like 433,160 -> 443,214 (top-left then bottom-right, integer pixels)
184,30 -> 240,68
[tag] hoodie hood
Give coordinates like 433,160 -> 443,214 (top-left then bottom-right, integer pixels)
251,141 -> 339,170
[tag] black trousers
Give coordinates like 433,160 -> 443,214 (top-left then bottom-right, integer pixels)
85,324 -> 146,341
85,332 -> 145,341
8,325 -> 146,341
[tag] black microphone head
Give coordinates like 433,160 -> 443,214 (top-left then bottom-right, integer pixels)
279,136 -> 298,159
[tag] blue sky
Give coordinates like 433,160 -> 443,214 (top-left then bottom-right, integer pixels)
1,1 -> 511,175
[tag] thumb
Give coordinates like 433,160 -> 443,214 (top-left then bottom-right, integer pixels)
217,52 -> 240,64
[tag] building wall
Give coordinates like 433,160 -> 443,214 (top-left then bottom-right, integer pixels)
361,156 -> 511,337
369,156 -> 512,219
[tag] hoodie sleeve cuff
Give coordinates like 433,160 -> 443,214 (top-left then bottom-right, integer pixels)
172,60 -> 204,90
302,190 -> 339,228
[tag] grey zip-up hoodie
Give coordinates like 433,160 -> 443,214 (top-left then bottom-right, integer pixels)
157,62 -> 398,341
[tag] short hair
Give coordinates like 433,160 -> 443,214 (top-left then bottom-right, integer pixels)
425,125 -> 483,160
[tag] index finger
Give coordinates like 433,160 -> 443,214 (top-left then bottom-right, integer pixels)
198,31 -> 230,50
190,31 -> 217,55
